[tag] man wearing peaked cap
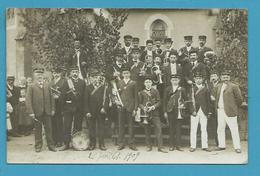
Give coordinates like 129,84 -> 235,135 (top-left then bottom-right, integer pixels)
162,38 -> 178,67
141,39 -> 155,62
196,35 -> 213,62
178,35 -> 196,63
213,69 -> 244,153
122,35 -> 133,63
132,37 -> 140,48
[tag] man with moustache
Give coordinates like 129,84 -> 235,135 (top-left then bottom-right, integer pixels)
196,35 -> 213,62
122,35 -> 133,63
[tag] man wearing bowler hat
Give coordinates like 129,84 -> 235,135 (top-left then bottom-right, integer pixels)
213,70 -> 243,153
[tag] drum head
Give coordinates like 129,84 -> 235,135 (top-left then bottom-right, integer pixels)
71,131 -> 89,151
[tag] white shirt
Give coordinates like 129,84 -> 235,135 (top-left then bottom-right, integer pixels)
123,78 -> 130,85
218,83 -> 227,109
186,46 -> 192,52
147,50 -> 153,56
115,61 -> 122,68
75,49 -> 83,79
170,63 -> 177,74
172,85 -> 178,92
125,46 -> 131,54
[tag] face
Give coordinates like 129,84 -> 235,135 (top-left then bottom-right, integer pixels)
36,74 -> 44,83
194,77 -> 203,85
210,74 -> 219,82
124,38 -> 132,47
122,71 -> 130,78
171,78 -> 180,85
184,39 -> 192,47
52,71 -> 61,79
7,79 -> 14,86
133,41 -> 139,48
155,41 -> 161,48
74,41 -> 80,49
27,77 -> 32,84
115,56 -> 123,63
20,89 -> 26,97
70,70 -> 79,78
144,79 -> 153,89
145,55 -> 153,65
146,43 -> 153,51
169,54 -> 177,63
92,75 -> 100,85
154,57 -> 161,65
190,53 -> 198,61
165,42 -> 172,49
131,52 -> 141,62
199,39 -> 206,47
221,75 -> 230,83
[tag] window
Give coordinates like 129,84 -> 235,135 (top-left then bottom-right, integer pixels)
150,19 -> 167,41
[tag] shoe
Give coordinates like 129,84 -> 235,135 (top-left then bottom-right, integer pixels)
99,146 -> 107,151
235,149 -> 242,153
202,148 -> 211,152
215,147 -> 226,151
146,146 -> 152,152
48,146 -> 57,152
117,145 -> 125,150
158,148 -> 168,153
169,147 -> 175,151
87,146 -> 95,151
58,144 -> 67,151
189,148 -> 196,152
35,148 -> 41,153
176,147 -> 184,152
56,142 -> 63,148
129,146 -> 138,151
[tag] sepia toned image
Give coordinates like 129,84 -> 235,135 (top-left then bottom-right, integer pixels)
6,8 -> 248,164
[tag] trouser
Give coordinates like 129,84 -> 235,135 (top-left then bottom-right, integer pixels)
190,108 -> 208,149
118,108 -> 135,146
144,116 -> 163,148
10,106 -> 19,133
217,108 -> 241,149
168,111 -> 183,148
52,105 -> 64,144
34,113 -> 54,149
88,113 -> 105,147
63,110 -> 83,144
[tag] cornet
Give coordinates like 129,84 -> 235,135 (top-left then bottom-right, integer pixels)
151,64 -> 163,84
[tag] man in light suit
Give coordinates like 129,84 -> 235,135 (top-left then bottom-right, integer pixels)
213,70 -> 243,153
26,68 -> 56,152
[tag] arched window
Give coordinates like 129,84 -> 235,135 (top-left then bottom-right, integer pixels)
150,19 -> 167,41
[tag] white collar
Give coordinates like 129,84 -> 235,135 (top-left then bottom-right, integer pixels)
123,78 -> 130,84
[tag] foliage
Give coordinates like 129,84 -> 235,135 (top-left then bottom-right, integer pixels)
215,9 -> 248,98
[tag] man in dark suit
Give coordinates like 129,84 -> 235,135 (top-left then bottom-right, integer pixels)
85,69 -> 109,151
163,50 -> 183,86
67,38 -> 89,79
162,38 -> 177,66
196,35 -> 213,62
62,66 -> 86,150
178,35 -> 197,63
6,76 -> 21,137
190,50 -> 208,79
26,68 -> 56,152
141,40 -> 156,62
163,74 -> 187,151
49,67 -> 66,148
189,72 -> 212,152
213,70 -> 243,153
117,65 -> 138,151
138,76 -> 167,153
122,35 -> 133,63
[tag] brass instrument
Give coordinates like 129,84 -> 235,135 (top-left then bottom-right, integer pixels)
139,63 -> 147,76
51,86 -> 61,99
110,79 -> 124,108
164,50 -> 170,65
113,66 -> 121,80
177,90 -> 185,119
141,102 -> 153,124
151,64 -> 163,84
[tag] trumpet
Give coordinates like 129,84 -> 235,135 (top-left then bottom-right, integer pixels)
151,64 -> 163,84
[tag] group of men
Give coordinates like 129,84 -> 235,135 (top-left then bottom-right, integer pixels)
16,34 -> 245,154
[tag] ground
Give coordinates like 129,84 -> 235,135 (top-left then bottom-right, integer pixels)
7,134 -> 247,164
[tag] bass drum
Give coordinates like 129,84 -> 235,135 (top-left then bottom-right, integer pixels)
71,131 -> 89,151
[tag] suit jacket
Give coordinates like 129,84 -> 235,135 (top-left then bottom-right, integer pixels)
213,82 -> 243,117
138,88 -> 161,117
49,77 -> 66,106
105,63 -> 123,81
67,49 -> 89,78
191,61 -> 207,78
140,50 -> 156,62
193,85 -> 211,115
121,46 -> 133,63
62,78 -> 85,112
163,63 -> 183,86
181,59 -> 193,86
84,84 -> 109,115
178,46 -> 197,62
26,82 -> 55,117
7,84 -> 20,107
163,85 -> 186,113
196,46 -> 213,61
129,61 -> 145,91
162,48 -> 178,63
117,79 -> 138,112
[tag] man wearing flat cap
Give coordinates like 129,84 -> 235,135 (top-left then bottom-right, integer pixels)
49,67 -> 66,148
62,66 -> 86,150
212,69 -> 243,153
7,75 -> 21,137
84,68 -> 109,151
178,35 -> 197,63
196,35 -> 213,62
26,67 -> 56,152
67,37 -> 89,80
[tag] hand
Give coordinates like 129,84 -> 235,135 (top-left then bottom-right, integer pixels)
163,62 -> 169,67
187,80 -> 193,85
51,110 -> 55,116
113,72 -> 120,77
132,110 -> 136,117
81,61 -> 87,66
210,95 -> 216,101
86,113 -> 92,118
53,94 -> 59,99
179,104 -> 185,109
164,112 -> 168,119
29,113 -> 36,120
241,101 -> 248,107
112,88 -> 117,95
208,112 -> 212,119
100,108 -> 106,114
191,112 -> 197,117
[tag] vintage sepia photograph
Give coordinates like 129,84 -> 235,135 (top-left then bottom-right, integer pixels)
6,8 -> 248,164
